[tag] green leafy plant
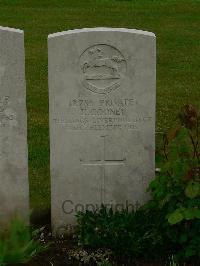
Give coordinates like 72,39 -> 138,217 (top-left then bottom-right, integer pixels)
76,206 -> 164,260
75,105 -> 200,263
0,218 -> 48,265
148,104 -> 200,261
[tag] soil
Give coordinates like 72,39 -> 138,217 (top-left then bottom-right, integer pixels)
24,233 -> 197,266
22,216 -> 198,266
23,228 -> 163,266
25,245 -> 164,266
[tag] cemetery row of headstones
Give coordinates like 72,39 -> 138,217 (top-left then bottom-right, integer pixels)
0,26 -> 156,234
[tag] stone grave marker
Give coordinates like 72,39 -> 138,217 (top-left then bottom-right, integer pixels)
0,26 -> 29,226
48,28 -> 156,233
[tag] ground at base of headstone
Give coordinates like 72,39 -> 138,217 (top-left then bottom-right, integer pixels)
22,226 -> 196,266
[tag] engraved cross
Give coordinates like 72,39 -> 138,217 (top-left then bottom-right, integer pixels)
80,135 -> 126,203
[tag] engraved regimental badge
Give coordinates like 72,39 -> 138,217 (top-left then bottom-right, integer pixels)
80,44 -> 127,94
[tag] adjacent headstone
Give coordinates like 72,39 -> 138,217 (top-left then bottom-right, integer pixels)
48,28 -> 156,234
0,26 -> 29,226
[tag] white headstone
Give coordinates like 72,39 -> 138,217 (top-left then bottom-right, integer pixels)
48,28 -> 156,234
0,26 -> 29,226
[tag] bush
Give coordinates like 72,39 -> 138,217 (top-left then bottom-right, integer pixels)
0,218 -> 48,265
147,104 -> 200,261
75,105 -> 200,263
76,206 -> 165,259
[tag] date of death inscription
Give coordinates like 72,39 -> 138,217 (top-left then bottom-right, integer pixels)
53,98 -> 152,131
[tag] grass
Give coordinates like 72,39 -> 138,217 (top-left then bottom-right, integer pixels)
0,0 -> 199,216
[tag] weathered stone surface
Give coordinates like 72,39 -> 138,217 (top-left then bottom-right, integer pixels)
48,28 -> 156,234
0,26 -> 29,226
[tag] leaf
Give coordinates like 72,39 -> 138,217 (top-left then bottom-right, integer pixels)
183,208 -> 195,220
185,247 -> 196,258
183,169 -> 194,181
166,126 -> 181,143
159,194 -> 172,208
185,181 -> 200,198
168,210 -> 184,225
179,233 -> 187,244
192,208 -> 200,219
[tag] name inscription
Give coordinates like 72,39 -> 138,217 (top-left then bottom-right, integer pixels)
53,97 -> 152,131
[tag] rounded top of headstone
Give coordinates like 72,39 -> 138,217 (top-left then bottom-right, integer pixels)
48,27 -> 156,39
0,26 -> 23,34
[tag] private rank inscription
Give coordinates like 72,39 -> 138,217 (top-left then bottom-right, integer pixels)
53,97 -> 152,131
